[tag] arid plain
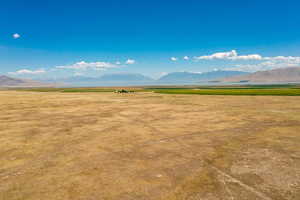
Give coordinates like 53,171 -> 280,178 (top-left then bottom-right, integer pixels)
0,91 -> 300,200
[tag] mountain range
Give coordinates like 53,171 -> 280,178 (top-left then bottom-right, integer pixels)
158,70 -> 249,83
1,67 -> 300,87
61,70 -> 248,85
222,67 -> 300,83
59,73 -> 153,86
0,75 -> 51,87
63,73 -> 153,83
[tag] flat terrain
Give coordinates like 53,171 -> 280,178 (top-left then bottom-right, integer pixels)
0,91 -> 300,200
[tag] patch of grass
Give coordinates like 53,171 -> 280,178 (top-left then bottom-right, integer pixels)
163,168 -> 219,200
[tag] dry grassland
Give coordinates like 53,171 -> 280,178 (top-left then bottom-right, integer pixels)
0,91 -> 300,200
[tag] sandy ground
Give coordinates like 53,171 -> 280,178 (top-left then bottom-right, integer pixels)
0,91 -> 300,200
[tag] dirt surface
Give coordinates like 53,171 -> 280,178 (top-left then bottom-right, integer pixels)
0,91 -> 300,200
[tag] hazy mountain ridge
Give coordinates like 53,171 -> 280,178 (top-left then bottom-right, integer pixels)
0,75 -> 51,87
222,67 -> 300,83
61,71 -> 249,85
158,71 -> 249,82
58,67 -> 300,85
62,73 -> 152,82
3,67 -> 300,87
98,73 -> 153,82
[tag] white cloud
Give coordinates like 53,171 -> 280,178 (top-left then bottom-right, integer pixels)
56,61 -> 117,71
9,69 -> 46,75
264,56 -> 300,63
192,50 -> 300,72
170,57 -> 178,61
231,54 -> 262,60
226,59 -> 300,72
195,50 -> 300,63
183,56 -> 189,60
194,50 -> 262,60
115,61 -> 121,65
195,50 -> 237,60
12,33 -> 20,39
125,59 -> 135,64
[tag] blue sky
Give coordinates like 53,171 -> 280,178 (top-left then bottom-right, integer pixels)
0,0 -> 299,79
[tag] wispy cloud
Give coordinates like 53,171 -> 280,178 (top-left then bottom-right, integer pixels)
264,56 -> 300,62
56,61 -> 117,71
8,69 -> 45,75
125,59 -> 135,64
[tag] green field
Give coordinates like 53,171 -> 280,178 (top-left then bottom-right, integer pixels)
147,84 -> 300,95
151,88 -> 300,96
9,84 -> 300,96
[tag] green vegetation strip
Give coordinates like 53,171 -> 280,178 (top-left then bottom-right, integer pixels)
12,85 -> 300,96
152,88 -> 300,96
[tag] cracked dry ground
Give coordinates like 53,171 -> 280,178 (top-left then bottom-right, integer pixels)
0,91 -> 300,200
